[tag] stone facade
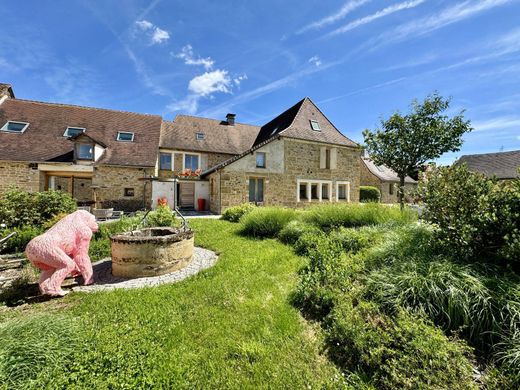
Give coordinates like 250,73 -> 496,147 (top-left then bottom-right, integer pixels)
0,161 -> 40,193
209,138 -> 362,213
359,160 -> 416,203
92,166 -> 154,211
158,150 -> 233,179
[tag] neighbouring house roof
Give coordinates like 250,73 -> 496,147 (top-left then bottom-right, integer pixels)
362,158 -> 417,184
253,97 -> 358,148
456,150 -> 520,179
0,84 -> 15,99
160,115 -> 260,155
0,98 -> 162,167
201,97 -> 360,177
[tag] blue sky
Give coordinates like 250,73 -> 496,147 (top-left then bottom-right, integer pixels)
1,0 -> 519,164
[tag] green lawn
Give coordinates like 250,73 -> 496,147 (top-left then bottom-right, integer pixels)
0,219 -> 342,389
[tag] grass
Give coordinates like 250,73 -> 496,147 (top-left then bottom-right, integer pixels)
0,219 -> 342,389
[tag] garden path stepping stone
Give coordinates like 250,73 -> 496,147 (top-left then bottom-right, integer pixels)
72,247 -> 218,292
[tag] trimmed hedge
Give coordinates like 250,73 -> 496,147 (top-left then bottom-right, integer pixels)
359,186 -> 381,203
221,203 -> 256,223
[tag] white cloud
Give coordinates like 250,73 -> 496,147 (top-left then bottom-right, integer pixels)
167,95 -> 199,114
233,74 -> 248,86
371,0 -> 514,49
174,45 -> 214,70
297,0 -> 370,34
188,69 -> 231,96
326,0 -> 426,37
308,56 -> 322,67
134,19 -> 170,45
472,116 -> 520,132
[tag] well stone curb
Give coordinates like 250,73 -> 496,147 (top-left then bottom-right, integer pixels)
72,247 -> 218,292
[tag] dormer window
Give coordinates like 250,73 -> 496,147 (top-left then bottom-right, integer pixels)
63,127 -> 85,137
1,121 -> 29,133
77,143 -> 93,160
310,120 -> 321,131
196,132 -> 205,140
116,132 -> 134,142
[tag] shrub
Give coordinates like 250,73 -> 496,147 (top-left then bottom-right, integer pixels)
0,314 -> 80,388
41,212 -> 69,230
0,188 -> 76,229
327,303 -> 477,389
418,165 -> 520,264
221,203 -> 256,223
278,220 -> 321,245
145,205 -> 178,227
89,238 -> 111,261
302,203 -> 416,231
0,225 -> 43,254
240,207 -> 296,238
359,186 -> 381,203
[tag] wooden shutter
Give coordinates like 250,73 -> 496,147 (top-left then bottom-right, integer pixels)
320,147 -> 327,169
330,148 -> 338,169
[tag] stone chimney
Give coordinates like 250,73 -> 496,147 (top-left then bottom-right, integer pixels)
226,113 -> 236,126
0,84 -> 15,105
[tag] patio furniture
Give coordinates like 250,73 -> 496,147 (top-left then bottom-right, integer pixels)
92,208 -> 114,221
112,210 -> 124,219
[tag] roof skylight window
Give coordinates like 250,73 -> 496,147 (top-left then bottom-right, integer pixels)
310,120 -> 321,131
63,127 -> 85,137
196,132 -> 205,140
1,121 -> 29,133
116,132 -> 135,142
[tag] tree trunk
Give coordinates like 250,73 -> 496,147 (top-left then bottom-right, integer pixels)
398,175 -> 405,211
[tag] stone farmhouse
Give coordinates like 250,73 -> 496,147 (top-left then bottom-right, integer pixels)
360,157 -> 417,203
1,82 -> 411,213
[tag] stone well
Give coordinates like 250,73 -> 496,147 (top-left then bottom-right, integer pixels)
110,227 -> 194,278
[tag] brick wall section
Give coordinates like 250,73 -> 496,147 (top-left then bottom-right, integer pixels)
93,166 -> 154,211
359,161 -> 416,203
0,161 -> 40,193
214,138 -> 362,213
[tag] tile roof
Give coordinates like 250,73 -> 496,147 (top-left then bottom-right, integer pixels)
160,115 -> 260,155
456,150 -> 520,179
0,98 -> 162,167
202,97 -> 360,176
253,97 -> 358,148
362,158 -> 417,183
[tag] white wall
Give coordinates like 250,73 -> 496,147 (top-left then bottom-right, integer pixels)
194,181 -> 210,211
151,181 -> 176,210
226,139 -> 284,173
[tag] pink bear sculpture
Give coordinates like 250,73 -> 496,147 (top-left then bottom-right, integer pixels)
25,210 -> 99,296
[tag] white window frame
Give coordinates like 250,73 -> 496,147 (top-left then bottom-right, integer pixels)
1,121 -> 30,133
195,132 -> 205,140
335,181 -> 351,202
183,152 -> 201,171
63,126 -> 86,137
296,179 -> 332,202
116,131 -> 135,142
310,120 -> 321,131
159,152 -> 173,171
256,152 -> 266,168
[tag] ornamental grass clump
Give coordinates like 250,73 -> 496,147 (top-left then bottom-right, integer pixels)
278,220 -> 321,245
302,203 -> 415,231
0,314 -> 80,388
240,207 -> 297,238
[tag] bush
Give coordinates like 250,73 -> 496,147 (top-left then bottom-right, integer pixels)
221,203 -> 256,223
302,203 -> 416,231
240,207 -> 297,238
359,186 -> 381,203
0,314 -> 80,388
0,188 -> 76,229
329,227 -> 374,254
0,225 -> 43,254
327,303 -> 477,389
145,205 -> 178,227
278,220 -> 321,245
88,238 -> 111,261
418,165 -> 520,264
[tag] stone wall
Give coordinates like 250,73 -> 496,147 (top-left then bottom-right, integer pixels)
0,161 -> 40,193
359,161 -> 416,203
213,138 -> 362,213
93,166 -> 154,211
158,151 -> 233,179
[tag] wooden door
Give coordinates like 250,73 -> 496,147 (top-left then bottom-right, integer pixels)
179,182 -> 195,208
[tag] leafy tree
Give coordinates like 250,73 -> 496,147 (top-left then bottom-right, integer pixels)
363,93 -> 472,209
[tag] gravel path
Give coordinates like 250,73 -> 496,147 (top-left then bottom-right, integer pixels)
73,247 -> 218,293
